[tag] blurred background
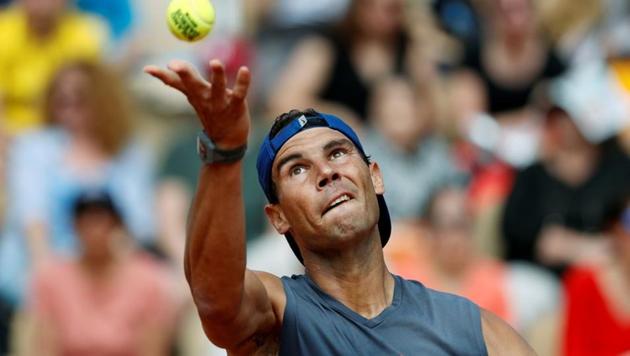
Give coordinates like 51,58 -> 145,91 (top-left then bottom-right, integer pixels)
0,0 -> 629,355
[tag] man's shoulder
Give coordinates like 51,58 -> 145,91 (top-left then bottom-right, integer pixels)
0,8 -> 24,48
0,7 -> 21,26
480,309 -> 536,355
31,258 -> 78,289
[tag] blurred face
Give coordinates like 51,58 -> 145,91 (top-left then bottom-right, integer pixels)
354,0 -> 404,38
544,110 -> 591,151
429,189 -> 473,273
50,68 -> 93,134
493,0 -> 535,36
75,208 -> 121,263
372,78 -> 425,150
21,0 -> 68,34
266,128 -> 384,256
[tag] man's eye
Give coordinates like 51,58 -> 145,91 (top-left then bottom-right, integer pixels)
331,149 -> 346,159
290,166 -> 306,176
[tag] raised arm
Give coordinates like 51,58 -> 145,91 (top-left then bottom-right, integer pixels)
144,60 -> 284,352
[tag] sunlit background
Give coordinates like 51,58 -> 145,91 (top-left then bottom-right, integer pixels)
1,0 -> 629,355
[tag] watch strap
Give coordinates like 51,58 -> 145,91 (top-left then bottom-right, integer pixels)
197,130 -> 247,164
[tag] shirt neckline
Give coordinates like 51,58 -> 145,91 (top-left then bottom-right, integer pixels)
303,273 -> 402,328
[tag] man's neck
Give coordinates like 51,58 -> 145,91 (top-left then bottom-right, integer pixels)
79,256 -> 115,279
27,16 -> 59,41
304,236 -> 395,319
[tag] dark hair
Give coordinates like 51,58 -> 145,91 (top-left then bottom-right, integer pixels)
267,108 -> 371,203
73,190 -> 123,225
45,61 -> 133,157
336,0 -> 405,45
270,108 -> 320,139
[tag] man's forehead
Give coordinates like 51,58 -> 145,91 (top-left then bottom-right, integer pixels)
273,127 -> 349,161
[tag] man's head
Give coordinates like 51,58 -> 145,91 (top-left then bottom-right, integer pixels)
425,186 -> 474,274
73,190 -> 125,263
542,107 -> 591,151
257,110 -> 391,263
369,76 -> 427,152
20,0 -> 69,37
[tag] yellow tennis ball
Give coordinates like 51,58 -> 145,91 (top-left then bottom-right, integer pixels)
167,0 -> 215,42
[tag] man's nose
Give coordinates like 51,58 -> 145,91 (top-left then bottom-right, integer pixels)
317,163 -> 340,189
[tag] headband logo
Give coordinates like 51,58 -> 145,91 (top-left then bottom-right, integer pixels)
298,115 -> 308,127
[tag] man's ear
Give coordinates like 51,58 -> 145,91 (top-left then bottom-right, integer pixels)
369,161 -> 385,195
264,204 -> 291,234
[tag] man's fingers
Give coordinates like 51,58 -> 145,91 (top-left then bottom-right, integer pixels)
209,59 -> 227,102
168,60 -> 210,96
144,65 -> 185,92
232,66 -> 251,101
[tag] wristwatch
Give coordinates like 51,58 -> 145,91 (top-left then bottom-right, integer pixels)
196,130 -> 247,164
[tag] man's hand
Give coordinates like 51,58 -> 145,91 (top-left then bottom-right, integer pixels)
144,59 -> 251,149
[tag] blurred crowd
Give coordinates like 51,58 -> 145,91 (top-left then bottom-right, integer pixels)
0,0 -> 629,355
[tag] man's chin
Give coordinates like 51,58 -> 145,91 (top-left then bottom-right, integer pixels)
325,217 -> 375,240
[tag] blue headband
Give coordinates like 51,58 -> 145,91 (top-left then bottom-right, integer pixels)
256,112 -> 367,203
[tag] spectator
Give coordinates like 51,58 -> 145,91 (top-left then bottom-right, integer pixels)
453,0 -> 567,118
0,0 -> 107,135
0,61 -> 155,306
502,103 -> 630,276
363,76 -> 460,221
27,190 -> 177,356
268,0 -> 422,129
390,186 -> 512,323
562,193 -> 630,356
447,0 -> 567,169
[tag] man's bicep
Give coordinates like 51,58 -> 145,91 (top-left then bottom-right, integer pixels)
481,309 -> 537,356
198,270 -> 285,351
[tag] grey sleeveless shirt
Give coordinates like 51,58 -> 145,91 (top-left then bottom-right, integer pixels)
279,274 -> 487,355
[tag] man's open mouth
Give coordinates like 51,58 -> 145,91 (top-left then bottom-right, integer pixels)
323,194 -> 352,215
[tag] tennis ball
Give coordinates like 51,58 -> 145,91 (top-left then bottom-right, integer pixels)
167,0 -> 215,42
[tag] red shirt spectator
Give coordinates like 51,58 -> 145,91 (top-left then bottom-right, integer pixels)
563,266 -> 630,356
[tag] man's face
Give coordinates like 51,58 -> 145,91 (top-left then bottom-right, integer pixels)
429,189 -> 473,274
355,0 -> 404,38
50,68 -> 92,132
75,208 -> 121,262
21,0 -> 68,34
266,128 -> 384,255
